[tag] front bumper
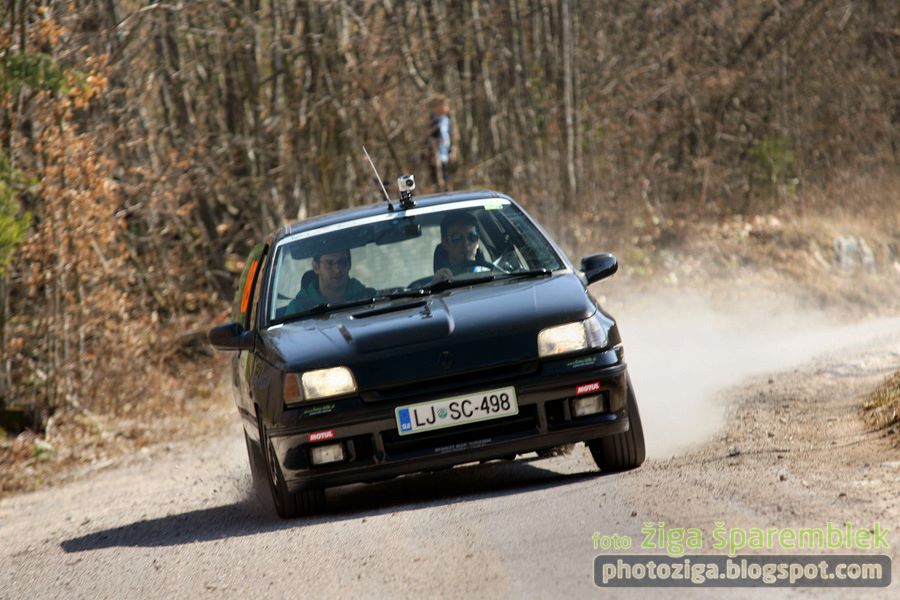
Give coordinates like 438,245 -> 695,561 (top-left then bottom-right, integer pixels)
267,349 -> 631,493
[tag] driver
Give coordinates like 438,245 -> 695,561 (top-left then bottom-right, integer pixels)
434,212 -> 483,280
286,249 -> 375,313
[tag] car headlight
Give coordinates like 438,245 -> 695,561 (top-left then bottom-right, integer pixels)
537,315 -> 608,358
283,367 -> 357,404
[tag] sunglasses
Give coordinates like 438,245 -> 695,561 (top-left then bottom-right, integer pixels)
446,231 -> 479,244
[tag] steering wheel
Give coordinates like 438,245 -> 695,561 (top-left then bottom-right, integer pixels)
407,260 -> 500,289
462,258 -> 498,272
489,251 -> 518,273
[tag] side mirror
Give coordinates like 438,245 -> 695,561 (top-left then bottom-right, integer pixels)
208,322 -> 255,351
580,253 -> 618,284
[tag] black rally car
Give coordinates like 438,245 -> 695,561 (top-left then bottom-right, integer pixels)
210,188 -> 644,518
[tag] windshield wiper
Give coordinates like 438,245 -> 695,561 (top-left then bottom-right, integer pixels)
383,288 -> 431,299
277,290 -> 434,323
279,297 -> 379,322
421,269 -> 551,294
424,273 -> 497,293
495,268 -> 552,280
276,271 -> 550,323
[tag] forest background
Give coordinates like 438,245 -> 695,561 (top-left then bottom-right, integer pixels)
0,0 -> 897,479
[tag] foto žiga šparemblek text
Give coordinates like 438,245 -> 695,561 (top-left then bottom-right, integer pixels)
592,521 -> 889,557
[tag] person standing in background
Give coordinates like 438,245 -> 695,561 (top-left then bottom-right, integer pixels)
427,95 -> 453,192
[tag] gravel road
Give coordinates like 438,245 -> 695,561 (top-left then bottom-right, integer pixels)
2,310 -> 898,599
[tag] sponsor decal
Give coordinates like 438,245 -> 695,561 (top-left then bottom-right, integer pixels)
302,402 -> 335,416
308,430 -> 335,442
566,356 -> 598,369
576,381 -> 601,395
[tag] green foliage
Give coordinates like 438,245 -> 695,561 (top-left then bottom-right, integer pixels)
0,52 -> 71,275
0,52 -> 71,96
0,155 -> 33,274
33,439 -> 55,461
750,134 -> 796,187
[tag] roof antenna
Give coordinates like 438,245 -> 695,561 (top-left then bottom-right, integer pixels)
363,146 -> 394,211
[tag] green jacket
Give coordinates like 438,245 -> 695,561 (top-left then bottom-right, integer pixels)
285,277 -> 376,316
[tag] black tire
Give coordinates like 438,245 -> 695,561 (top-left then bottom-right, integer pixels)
587,377 -> 646,472
263,435 -> 326,519
244,430 -> 266,484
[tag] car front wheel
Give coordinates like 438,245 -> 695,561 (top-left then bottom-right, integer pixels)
587,376 -> 646,472
263,433 -> 326,519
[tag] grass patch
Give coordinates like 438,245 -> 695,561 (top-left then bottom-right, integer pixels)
863,370 -> 900,435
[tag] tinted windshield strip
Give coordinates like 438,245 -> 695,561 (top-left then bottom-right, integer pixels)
274,198 -> 510,247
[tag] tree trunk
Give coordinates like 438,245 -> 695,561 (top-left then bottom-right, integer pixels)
561,0 -> 577,209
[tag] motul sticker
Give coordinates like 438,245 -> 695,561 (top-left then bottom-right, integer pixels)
308,430 -> 335,442
576,382 -> 601,395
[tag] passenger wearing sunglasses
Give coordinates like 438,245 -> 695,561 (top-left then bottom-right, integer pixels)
286,249 -> 376,314
433,212 -> 488,282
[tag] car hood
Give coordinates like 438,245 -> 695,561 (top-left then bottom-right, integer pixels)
261,273 -> 598,390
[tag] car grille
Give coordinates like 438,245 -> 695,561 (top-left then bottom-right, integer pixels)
362,360 -> 540,405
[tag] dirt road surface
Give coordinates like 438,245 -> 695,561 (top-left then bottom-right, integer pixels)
2,308 -> 899,598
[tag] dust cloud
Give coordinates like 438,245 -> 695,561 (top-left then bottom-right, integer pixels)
614,292 -> 900,458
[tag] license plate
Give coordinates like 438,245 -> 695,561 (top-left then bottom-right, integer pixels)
395,386 -> 518,436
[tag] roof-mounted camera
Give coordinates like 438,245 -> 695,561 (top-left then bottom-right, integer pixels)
397,174 -> 416,210
362,146 -> 417,211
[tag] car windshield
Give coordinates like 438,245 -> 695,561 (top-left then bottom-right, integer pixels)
267,199 -> 564,322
